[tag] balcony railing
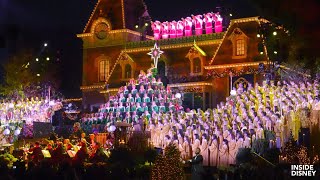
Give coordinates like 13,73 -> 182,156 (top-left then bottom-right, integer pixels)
125,32 -> 225,49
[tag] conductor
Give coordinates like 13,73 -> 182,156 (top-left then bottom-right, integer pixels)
184,147 -> 205,180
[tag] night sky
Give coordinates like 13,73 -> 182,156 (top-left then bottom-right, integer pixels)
0,0 -> 318,98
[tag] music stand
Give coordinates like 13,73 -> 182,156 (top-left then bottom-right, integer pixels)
42,150 -> 51,158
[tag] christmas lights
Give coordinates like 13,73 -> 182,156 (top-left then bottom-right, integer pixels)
205,61 -> 267,70
168,81 -> 212,88
83,0 -> 102,33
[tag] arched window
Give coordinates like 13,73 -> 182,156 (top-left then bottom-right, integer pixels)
193,58 -> 201,73
236,39 -> 245,56
125,64 -> 132,79
99,60 -> 109,81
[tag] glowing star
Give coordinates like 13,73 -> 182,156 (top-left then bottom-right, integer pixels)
147,43 -> 163,68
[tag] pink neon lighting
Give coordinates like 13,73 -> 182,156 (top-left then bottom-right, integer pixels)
203,12 -> 213,34
176,20 -> 184,38
151,21 -> 162,40
161,21 -> 169,39
192,14 -> 203,35
169,21 -> 177,38
151,12 -> 223,39
214,12 -> 223,33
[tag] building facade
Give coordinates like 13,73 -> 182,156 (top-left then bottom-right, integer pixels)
78,0 -> 268,110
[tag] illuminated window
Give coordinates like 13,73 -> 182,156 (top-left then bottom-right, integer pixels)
236,39 -> 245,56
99,60 -> 109,81
125,64 -> 132,79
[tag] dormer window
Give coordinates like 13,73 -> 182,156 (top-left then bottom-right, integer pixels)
119,52 -> 136,80
228,28 -> 248,59
185,45 -> 206,76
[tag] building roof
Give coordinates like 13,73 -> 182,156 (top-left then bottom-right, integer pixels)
83,0 -> 148,33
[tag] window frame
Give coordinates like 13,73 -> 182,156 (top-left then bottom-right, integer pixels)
236,39 -> 245,56
99,60 -> 110,82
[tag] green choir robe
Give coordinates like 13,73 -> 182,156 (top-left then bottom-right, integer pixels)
102,118 -> 107,124
147,74 -> 153,80
132,115 -> 139,122
120,97 -> 126,103
148,89 -> 154,94
125,106 -> 130,112
143,106 -> 149,112
131,106 -> 137,112
119,106 -> 125,112
154,90 -> 160,95
169,105 -> 175,111
97,118 -> 102,124
131,89 -> 138,95
137,106 -> 144,113
159,106 -> 166,112
106,107 -> 112,113
125,117 -> 132,124
139,90 -> 146,94
135,97 -> 141,103
127,97 -> 134,103
124,89 -> 129,95
152,105 -> 159,113
143,97 -> 151,103
146,114 -> 151,120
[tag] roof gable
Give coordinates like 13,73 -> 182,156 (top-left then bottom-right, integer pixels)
83,0 -> 148,33
209,17 -> 261,65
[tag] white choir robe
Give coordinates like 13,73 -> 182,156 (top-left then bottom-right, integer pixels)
209,140 -> 218,167
228,139 -> 237,165
243,137 -> 251,148
200,139 -> 209,166
192,139 -> 200,156
218,144 -> 229,167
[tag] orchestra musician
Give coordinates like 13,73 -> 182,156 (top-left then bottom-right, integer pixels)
88,134 -> 97,150
71,122 -> 84,140
63,139 -> 74,151
28,142 -> 43,164
74,141 -> 89,164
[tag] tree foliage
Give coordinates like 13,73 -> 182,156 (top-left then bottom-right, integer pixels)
0,49 -> 61,99
281,132 -> 299,164
0,50 -> 35,98
151,143 -> 184,180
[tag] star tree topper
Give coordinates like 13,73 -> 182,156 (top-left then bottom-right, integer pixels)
147,43 -> 163,68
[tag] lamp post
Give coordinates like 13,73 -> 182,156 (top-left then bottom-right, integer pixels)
229,72 -> 233,94
230,89 -> 237,114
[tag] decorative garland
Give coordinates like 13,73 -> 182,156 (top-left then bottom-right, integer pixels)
206,66 -> 263,79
